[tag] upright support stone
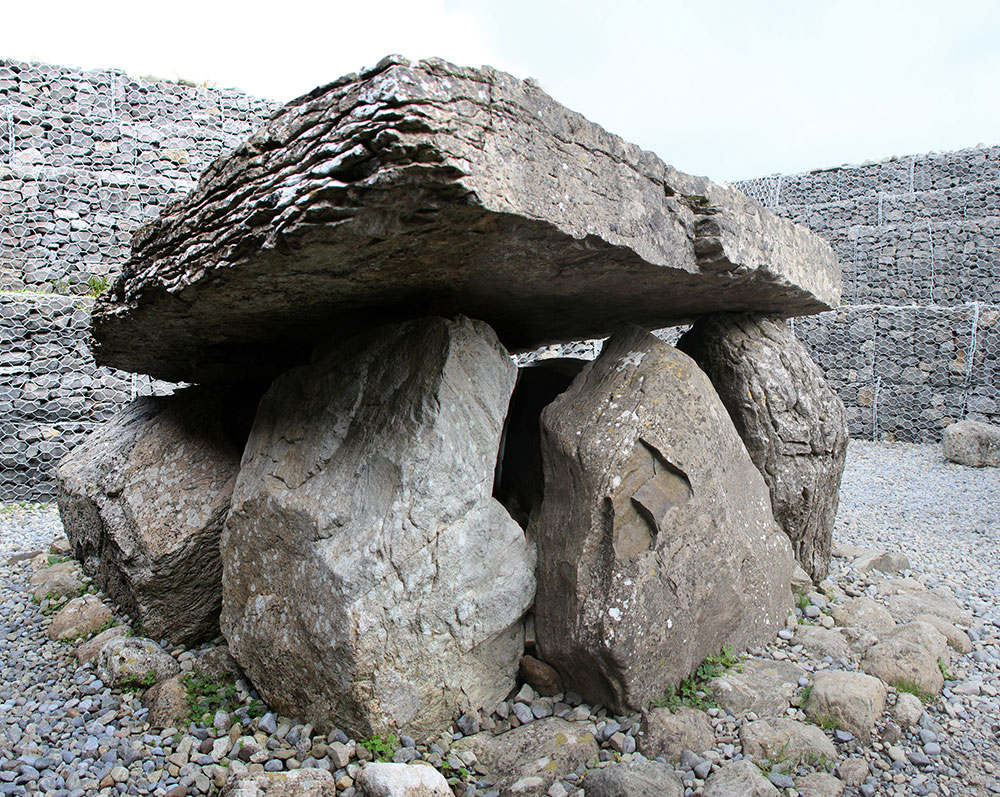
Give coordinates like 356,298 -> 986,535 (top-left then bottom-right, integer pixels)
56,387 -> 254,645
532,326 -> 793,714
221,316 -> 536,739
678,314 -> 848,581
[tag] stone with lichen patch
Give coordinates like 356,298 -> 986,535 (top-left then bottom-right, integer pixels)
533,325 -> 793,713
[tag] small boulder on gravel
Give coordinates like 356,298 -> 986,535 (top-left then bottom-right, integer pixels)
707,657 -> 806,716
97,636 -> 180,688
48,594 -> 112,641
795,772 -> 844,797
885,589 -> 973,627
518,655 -> 562,697
703,759 -> 779,796
805,670 -> 887,740
860,620 -> 949,695
739,717 -> 837,767
891,692 -> 925,727
854,550 -> 910,575
793,626 -> 851,661
356,762 -> 452,797
452,717 -> 598,795
831,597 -> 896,639
583,757 -> 684,796
221,767 -> 337,796
638,706 -> 716,762
913,613 -> 972,653
942,418 -> 1000,467
31,568 -> 84,602
29,560 -> 84,599
142,674 -> 190,729
836,756 -> 869,786
75,624 -> 128,665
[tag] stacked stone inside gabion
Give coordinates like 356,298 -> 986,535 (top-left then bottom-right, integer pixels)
57,56 -> 845,740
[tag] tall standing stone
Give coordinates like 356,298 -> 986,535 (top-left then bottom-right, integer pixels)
221,316 -> 535,739
56,387 -> 253,645
678,314 -> 848,581
533,326 -> 793,714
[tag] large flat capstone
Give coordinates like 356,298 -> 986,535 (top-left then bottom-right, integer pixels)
92,56 -> 840,383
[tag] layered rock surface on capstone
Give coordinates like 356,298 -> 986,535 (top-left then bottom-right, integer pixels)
92,55 -> 840,383
533,326 -> 794,714
221,316 -> 536,739
678,314 -> 848,582
56,387 -> 254,645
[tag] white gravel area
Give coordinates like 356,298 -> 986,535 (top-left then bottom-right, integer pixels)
835,440 -> 1000,795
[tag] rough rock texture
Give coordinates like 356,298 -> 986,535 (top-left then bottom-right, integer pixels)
220,769 -> 337,797
738,717 -> 837,766
805,670 -> 887,739
855,550 -> 910,575
92,57 -> 840,383
703,760 -> 779,796
355,763 -> 451,797
518,655 -> 562,697
56,386 -> 254,645
892,692 -> 925,727
831,597 -> 897,640
97,636 -> 181,688
885,589 -> 973,627
795,773 -> 844,797
142,675 -> 190,729
533,326 -> 793,712
942,419 -> 1000,466
860,621 -> 949,695
30,567 -> 84,602
452,718 -> 598,795
793,626 -> 851,662
638,707 -> 716,761
75,625 -> 128,666
582,758 -> 684,797
48,594 -> 112,641
678,314 -> 848,581
913,613 -> 972,653
706,658 -> 806,717
221,317 -> 535,739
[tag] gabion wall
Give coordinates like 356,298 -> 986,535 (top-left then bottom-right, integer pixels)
735,145 -> 1000,442
1,57 -> 279,500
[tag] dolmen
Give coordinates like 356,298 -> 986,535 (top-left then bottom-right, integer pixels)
57,55 -> 847,740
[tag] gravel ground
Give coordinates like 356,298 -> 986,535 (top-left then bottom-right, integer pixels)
832,440 -> 1000,795
1,440 -> 998,796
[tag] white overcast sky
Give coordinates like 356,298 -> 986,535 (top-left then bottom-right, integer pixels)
2,0 -> 997,181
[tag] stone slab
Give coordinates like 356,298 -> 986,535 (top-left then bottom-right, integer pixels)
92,56 -> 840,382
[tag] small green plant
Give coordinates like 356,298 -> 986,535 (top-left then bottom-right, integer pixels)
794,684 -> 813,708
49,278 -> 71,295
87,275 -> 111,297
46,554 -> 70,565
652,646 -> 742,712
125,668 -> 160,694
182,672 -> 243,725
893,678 -> 934,703
795,593 -> 811,613
937,657 -> 954,681
438,759 -> 470,786
812,714 -> 838,731
360,733 -> 399,762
